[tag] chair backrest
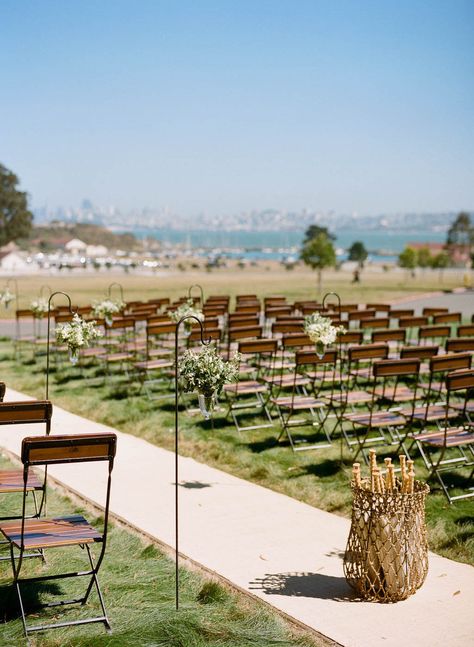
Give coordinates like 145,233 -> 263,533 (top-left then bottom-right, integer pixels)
348,309 -> 377,321
390,308 -> 415,319
348,343 -> 389,362
0,400 -> 53,432
281,333 -> 312,350
272,321 -> 304,335
372,328 -> 406,344
422,307 -> 448,317
21,433 -> 116,467
400,344 -> 439,360
366,303 -> 391,313
458,324 -> 474,337
418,325 -> 451,341
446,368 -> 474,393
147,321 -> 177,336
295,349 -> 337,366
238,339 -> 278,355
446,337 -> 474,353
360,317 -> 390,330
433,312 -> 461,325
228,325 -> 262,341
430,352 -> 472,374
398,315 -> 429,329
188,328 -> 221,343
373,358 -> 421,378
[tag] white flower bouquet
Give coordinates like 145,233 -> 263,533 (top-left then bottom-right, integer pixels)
0,288 -> 14,308
92,298 -> 125,325
169,299 -> 204,333
304,312 -> 345,357
178,346 -> 240,417
30,298 -> 49,319
55,313 -> 103,364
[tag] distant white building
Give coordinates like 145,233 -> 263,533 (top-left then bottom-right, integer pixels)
86,244 -> 108,257
0,251 -> 31,272
65,238 -> 87,255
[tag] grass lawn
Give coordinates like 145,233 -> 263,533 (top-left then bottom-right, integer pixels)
0,333 -> 472,569
0,455 -> 324,647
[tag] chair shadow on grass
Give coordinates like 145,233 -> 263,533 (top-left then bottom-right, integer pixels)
249,572 -> 356,601
0,581 -> 63,622
246,436 -> 279,453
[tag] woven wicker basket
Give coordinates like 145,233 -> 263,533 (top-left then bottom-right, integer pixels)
343,477 -> 429,602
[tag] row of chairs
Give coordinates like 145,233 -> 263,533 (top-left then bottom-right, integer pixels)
0,387 -> 116,639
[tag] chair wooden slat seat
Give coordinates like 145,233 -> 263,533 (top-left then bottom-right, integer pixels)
373,385 -> 416,402
403,404 -> 458,422
0,469 -> 43,492
330,390 -> 372,405
271,395 -> 325,410
134,359 -> 174,370
262,373 -> 309,387
0,514 -> 102,550
223,380 -> 267,394
344,411 -> 407,427
421,429 -> 474,448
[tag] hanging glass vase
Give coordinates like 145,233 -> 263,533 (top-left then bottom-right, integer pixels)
198,392 -> 216,419
315,341 -> 326,359
68,347 -> 79,365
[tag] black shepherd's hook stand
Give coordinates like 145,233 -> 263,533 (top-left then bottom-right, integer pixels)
174,314 -> 211,610
45,291 -> 75,400
107,282 -> 124,302
322,292 -> 346,465
187,283 -> 204,305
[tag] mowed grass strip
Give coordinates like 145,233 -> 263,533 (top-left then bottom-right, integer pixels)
0,456 -> 324,647
0,338 -> 473,568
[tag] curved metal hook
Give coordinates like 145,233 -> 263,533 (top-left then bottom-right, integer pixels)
107,282 -> 124,302
39,284 -> 52,299
187,283 -> 204,305
46,291 -> 74,400
174,313 -> 211,611
322,291 -> 342,318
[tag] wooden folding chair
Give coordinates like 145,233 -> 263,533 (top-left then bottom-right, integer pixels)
223,339 -> 277,433
0,401 -> 53,523
342,358 -> 421,461
0,433 -> 117,638
408,370 -> 474,503
271,349 -> 338,451
400,353 -> 472,428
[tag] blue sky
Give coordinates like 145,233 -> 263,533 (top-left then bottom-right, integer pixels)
1,0 -> 472,216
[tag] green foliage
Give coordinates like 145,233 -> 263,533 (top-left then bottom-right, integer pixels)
303,225 -> 335,243
29,222 -> 138,252
347,241 -> 368,267
398,246 -> 417,271
0,163 -> 33,245
432,251 -> 450,269
416,246 -> 433,269
447,212 -> 473,247
300,234 -> 336,271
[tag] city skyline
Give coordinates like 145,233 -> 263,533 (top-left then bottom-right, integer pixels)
1,1 -> 473,216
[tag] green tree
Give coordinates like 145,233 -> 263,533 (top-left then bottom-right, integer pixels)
446,211 -> 474,266
348,241 -> 368,269
417,246 -> 433,271
431,251 -> 450,282
398,246 -> 417,277
0,163 -> 33,246
303,225 -> 336,243
300,232 -> 336,293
